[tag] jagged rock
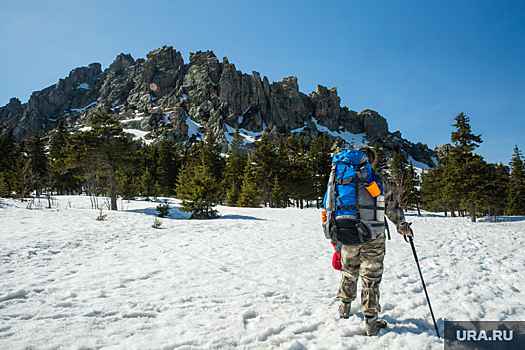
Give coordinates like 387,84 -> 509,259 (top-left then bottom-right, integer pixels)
0,63 -> 102,138
434,143 -> 452,160
0,45 -> 438,167
166,106 -> 189,143
358,109 -> 389,143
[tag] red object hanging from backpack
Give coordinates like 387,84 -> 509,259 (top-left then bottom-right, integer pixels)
332,252 -> 342,271
330,241 -> 342,271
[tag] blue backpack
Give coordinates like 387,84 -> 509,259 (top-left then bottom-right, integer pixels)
323,149 -> 386,245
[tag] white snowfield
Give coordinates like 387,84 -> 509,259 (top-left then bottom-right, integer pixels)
1,196 -> 524,349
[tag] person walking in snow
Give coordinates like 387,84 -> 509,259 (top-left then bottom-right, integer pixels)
324,146 -> 413,336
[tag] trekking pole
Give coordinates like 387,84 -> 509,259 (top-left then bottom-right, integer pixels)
408,235 -> 441,339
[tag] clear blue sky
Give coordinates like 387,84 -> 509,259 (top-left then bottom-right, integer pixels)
1,0 -> 524,165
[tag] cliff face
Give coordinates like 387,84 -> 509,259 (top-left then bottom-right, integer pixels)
0,46 -> 436,167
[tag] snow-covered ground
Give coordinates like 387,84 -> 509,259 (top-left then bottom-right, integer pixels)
1,196 -> 524,349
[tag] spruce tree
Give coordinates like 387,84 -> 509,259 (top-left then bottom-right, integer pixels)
448,113 -> 485,221
202,132 -> 226,183
68,108 -> 130,210
482,162 -> 509,218
0,128 -> 18,197
508,145 -> 525,215
156,139 -> 181,196
270,175 -> 287,208
390,152 -> 407,206
223,128 -> 248,206
175,139 -> 222,219
27,131 -> 48,195
282,134 -> 313,208
420,165 -> 446,214
175,162 -> 221,219
309,134 -> 332,208
48,120 -> 79,194
403,161 -> 421,214
237,162 -> 262,208
140,167 -> 155,199
372,142 -> 388,175
249,133 -> 277,206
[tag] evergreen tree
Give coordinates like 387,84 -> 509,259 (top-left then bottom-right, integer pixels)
482,162 -> 509,218
0,172 -> 8,198
68,108 -> 130,210
390,152 -> 407,205
309,134 -> 332,208
139,143 -> 160,189
156,139 -> 181,196
237,162 -> 262,208
403,161 -> 421,214
140,167 -> 155,199
372,142 -> 388,175
175,162 -> 221,219
202,131 -> 226,186
223,128 -> 248,206
15,152 -> 38,200
249,133 -> 277,206
48,120 -> 79,194
0,127 -> 18,197
116,169 -> 140,200
420,164 -> 448,215
27,131 -> 48,195
270,175 -> 287,208
508,145 -> 525,215
448,113 -> 485,222
282,134 -> 314,208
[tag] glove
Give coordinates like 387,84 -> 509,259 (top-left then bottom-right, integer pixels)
332,252 -> 342,271
330,241 -> 342,271
399,222 -> 413,236
401,222 -> 413,242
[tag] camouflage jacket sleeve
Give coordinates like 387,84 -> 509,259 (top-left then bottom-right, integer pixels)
377,175 -> 411,235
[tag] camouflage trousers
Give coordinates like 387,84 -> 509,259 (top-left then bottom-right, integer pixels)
336,235 -> 386,317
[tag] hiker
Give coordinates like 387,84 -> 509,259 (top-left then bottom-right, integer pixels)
323,146 -> 413,336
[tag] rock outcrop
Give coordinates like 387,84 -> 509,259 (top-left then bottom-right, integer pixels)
0,45 -> 437,167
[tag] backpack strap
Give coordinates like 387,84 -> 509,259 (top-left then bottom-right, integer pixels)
354,165 -> 361,221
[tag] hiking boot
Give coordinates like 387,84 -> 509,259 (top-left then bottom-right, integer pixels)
339,301 -> 351,318
365,315 -> 387,336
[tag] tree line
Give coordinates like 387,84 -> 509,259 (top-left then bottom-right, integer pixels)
0,109 -> 334,216
1,109 -> 524,220
391,113 -> 525,221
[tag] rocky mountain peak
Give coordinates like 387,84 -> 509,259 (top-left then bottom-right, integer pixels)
0,45 -> 438,167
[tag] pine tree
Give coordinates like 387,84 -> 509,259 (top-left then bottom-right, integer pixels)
508,145 -> 525,215
309,134 -> 332,208
156,139 -> 181,196
140,167 -> 155,199
202,132 -> 226,184
175,162 -> 221,219
482,162 -> 509,218
223,128 -> 248,206
390,152 -> 407,205
27,131 -> 48,195
420,165 -> 447,215
237,162 -> 262,208
249,133 -> 277,206
48,120 -> 79,194
0,127 -> 18,197
403,161 -> 421,214
448,113 -> 485,222
372,142 -> 388,175
68,108 -> 130,210
270,175 -> 287,208
282,134 -> 314,209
